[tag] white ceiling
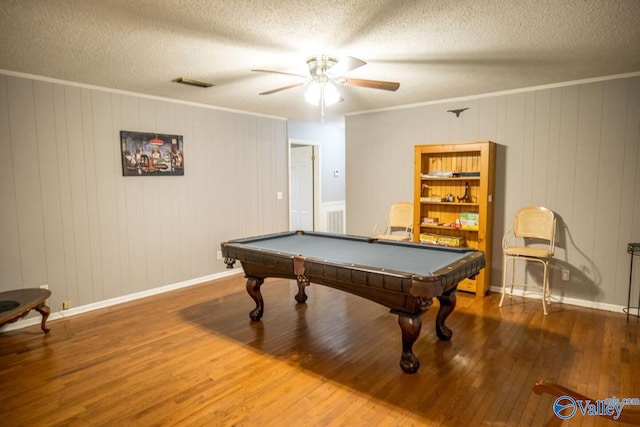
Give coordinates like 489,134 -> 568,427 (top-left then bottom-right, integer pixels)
1,0 -> 639,125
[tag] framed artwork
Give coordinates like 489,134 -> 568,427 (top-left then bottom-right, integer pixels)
120,131 -> 184,176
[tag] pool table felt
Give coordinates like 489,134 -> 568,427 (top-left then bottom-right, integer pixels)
241,233 -> 474,278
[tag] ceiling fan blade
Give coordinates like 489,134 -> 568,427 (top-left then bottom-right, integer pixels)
251,69 -> 308,78
343,78 -> 400,91
259,82 -> 306,95
328,56 -> 366,75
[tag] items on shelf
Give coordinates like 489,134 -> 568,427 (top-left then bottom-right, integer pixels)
421,171 -> 454,178
459,212 -> 479,230
420,214 -> 479,230
457,181 -> 472,203
420,195 -> 456,203
420,171 -> 481,179
419,233 -> 465,247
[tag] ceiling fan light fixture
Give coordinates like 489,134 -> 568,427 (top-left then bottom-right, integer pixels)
304,80 -> 321,106
323,81 -> 341,106
304,80 -> 341,107
253,54 -> 398,121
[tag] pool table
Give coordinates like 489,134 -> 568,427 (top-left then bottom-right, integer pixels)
221,230 -> 485,373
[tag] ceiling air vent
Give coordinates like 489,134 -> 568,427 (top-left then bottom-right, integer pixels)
172,77 -> 214,88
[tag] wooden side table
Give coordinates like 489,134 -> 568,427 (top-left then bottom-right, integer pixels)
0,288 -> 51,333
626,243 -> 640,321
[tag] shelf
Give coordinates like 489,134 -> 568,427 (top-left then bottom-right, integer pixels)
420,201 -> 480,207
421,177 -> 481,181
420,224 -> 479,232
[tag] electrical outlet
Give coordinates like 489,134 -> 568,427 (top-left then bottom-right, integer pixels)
216,250 -> 222,260
561,269 -> 570,281
62,301 -> 71,310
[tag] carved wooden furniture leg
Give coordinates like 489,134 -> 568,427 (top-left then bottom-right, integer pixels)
435,289 -> 457,341
294,277 -> 309,303
35,302 -> 50,333
397,313 -> 422,374
293,255 -> 309,303
245,277 -> 265,321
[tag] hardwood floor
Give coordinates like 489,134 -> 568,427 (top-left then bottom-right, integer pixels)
1,274 -> 638,426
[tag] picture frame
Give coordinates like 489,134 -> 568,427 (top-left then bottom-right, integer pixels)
120,130 -> 184,176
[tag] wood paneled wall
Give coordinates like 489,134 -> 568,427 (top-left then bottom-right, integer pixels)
0,74 -> 288,312
346,76 -> 640,308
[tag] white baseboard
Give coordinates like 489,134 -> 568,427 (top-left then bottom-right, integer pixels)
488,285 -> 627,314
1,268 -> 243,332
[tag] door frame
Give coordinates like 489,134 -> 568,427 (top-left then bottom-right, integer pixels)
288,138 -> 320,231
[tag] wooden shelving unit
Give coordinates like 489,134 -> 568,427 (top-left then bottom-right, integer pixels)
413,141 -> 496,295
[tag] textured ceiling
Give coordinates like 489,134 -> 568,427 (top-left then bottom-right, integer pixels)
1,0 -> 639,125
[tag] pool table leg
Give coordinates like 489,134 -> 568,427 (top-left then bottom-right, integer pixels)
294,277 -> 309,303
397,313 -> 422,374
246,276 -> 265,321
435,289 -> 457,341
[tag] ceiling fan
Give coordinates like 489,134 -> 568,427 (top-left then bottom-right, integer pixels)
252,55 -> 400,119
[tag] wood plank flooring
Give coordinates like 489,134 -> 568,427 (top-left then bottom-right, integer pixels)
1,274 -> 638,426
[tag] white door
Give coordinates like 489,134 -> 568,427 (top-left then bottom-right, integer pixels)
290,145 -> 314,230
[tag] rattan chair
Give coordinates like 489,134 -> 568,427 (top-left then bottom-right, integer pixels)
500,206 -> 556,314
373,201 -> 414,242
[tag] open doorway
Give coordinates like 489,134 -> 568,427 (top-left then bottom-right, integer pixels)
289,139 -> 320,231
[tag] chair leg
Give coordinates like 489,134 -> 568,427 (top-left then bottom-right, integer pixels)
499,255 -> 509,307
509,258 -> 516,295
520,266 -> 525,296
541,261 -> 549,315
501,256 -> 551,315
